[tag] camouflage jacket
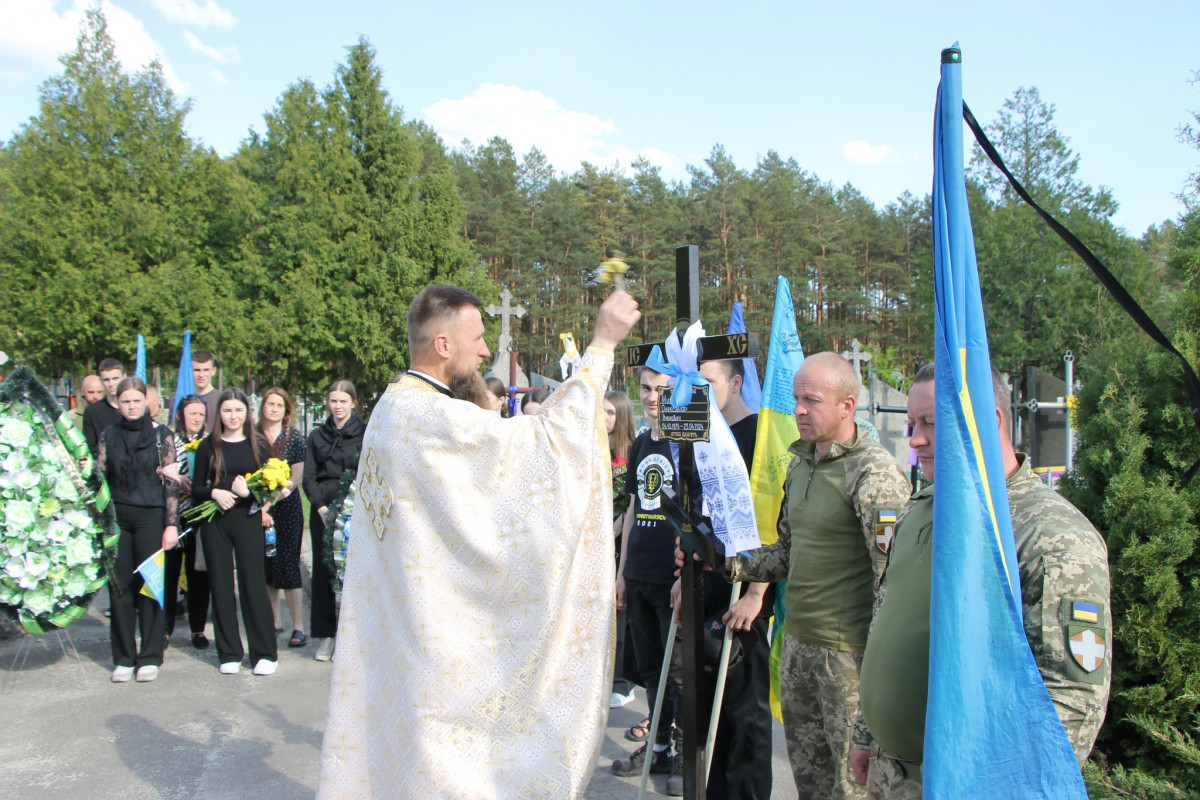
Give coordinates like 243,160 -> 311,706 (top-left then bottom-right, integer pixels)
854,454 -> 1111,765
730,423 -> 910,652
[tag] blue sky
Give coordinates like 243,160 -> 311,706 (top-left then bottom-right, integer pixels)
1,0 -> 1197,235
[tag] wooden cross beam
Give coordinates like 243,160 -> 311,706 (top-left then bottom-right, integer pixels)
624,244 -> 758,800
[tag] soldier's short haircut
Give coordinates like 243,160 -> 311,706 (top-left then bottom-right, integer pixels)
192,350 -> 215,366
98,358 -> 123,374
804,352 -> 860,400
705,358 -> 745,382
407,284 -> 484,356
911,361 -> 1012,434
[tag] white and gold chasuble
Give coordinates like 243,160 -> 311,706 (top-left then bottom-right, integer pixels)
317,349 -> 616,800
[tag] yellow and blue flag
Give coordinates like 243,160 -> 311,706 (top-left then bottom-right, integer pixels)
926,45 -> 1085,798
748,275 -> 803,721
136,549 -> 167,608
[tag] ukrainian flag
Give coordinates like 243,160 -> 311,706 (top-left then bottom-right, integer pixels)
748,275 -> 803,722
925,45 -> 1085,798
136,549 -> 167,608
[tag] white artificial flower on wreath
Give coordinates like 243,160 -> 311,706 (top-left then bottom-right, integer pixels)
0,418 -> 33,449
64,535 -> 94,568
63,509 -> 93,530
2,451 -> 27,473
4,499 -> 37,531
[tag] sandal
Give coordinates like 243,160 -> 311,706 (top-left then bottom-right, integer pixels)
624,719 -> 651,743
288,630 -> 308,648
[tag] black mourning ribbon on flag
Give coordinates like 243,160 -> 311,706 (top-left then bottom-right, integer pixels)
963,102 -> 1200,482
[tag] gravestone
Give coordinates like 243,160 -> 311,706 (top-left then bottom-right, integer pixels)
862,373 -> 911,469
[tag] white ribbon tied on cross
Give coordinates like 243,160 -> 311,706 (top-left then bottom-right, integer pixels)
663,321 -> 761,555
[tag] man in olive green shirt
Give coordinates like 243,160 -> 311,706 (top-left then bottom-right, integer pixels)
728,352 -> 910,800
851,364 -> 1111,799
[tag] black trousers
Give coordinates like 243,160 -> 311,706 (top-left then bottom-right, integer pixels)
109,503 -> 166,668
309,510 -> 338,639
202,507 -> 277,665
162,527 -> 210,637
705,614 -> 774,800
625,577 -> 681,746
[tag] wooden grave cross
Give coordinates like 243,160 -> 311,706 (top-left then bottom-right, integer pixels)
624,244 -> 759,800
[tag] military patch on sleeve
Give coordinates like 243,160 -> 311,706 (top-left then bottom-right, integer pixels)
1071,602 -> 1100,623
875,510 -> 897,553
1067,624 -> 1106,673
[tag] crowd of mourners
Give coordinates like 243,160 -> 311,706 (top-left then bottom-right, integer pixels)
70,334 -> 1110,800
74,350 -> 364,682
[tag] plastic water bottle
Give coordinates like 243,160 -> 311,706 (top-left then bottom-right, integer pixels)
264,525 -> 277,558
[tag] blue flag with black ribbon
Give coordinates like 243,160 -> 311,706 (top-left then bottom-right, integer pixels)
171,330 -> 194,419
727,301 -> 762,413
925,45 -> 1086,798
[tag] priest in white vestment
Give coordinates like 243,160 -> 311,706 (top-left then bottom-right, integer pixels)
317,285 -> 641,799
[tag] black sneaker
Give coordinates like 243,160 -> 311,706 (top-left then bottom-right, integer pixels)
611,744 -> 674,776
666,749 -> 684,796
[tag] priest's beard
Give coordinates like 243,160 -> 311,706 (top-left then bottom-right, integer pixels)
449,371 -> 494,410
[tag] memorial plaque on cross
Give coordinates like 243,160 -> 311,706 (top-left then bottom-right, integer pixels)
624,244 -> 759,800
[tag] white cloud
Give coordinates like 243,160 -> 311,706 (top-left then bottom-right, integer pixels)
0,1 -> 187,93
843,140 -> 901,165
0,0 -> 82,76
424,83 -> 685,176
151,0 -> 234,28
184,30 -> 237,62
210,66 -> 226,84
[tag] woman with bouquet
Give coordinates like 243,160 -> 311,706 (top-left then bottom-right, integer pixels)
162,396 -> 211,649
96,377 -> 180,683
256,387 -> 307,648
605,389 -> 640,710
303,380 -> 365,663
191,388 -> 277,676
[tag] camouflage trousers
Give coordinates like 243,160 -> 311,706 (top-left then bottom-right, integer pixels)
780,635 -> 865,800
865,742 -> 922,800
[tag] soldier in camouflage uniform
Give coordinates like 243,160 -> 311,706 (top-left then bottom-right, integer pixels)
727,353 -> 911,800
851,365 -> 1111,799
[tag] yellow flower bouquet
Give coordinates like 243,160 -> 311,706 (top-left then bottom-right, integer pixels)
184,457 -> 292,523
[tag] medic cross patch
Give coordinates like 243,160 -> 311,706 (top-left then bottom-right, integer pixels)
874,510 -> 897,554
1067,624 -> 1107,673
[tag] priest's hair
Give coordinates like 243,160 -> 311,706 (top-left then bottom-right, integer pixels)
407,284 -> 484,355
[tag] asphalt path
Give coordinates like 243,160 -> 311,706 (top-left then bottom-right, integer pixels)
0,552 -> 797,799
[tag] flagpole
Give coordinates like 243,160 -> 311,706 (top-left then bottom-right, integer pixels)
704,581 -> 741,782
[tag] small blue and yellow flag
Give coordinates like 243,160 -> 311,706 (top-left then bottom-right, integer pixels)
136,549 -> 167,608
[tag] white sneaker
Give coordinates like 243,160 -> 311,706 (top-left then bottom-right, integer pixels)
314,637 -> 335,662
610,688 -> 636,709
111,666 -> 134,683
218,661 -> 241,675
252,659 -> 277,676
135,665 -> 159,682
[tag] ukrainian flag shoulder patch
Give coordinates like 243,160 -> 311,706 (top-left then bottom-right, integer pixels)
1071,602 -> 1100,623
874,510 -> 898,553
